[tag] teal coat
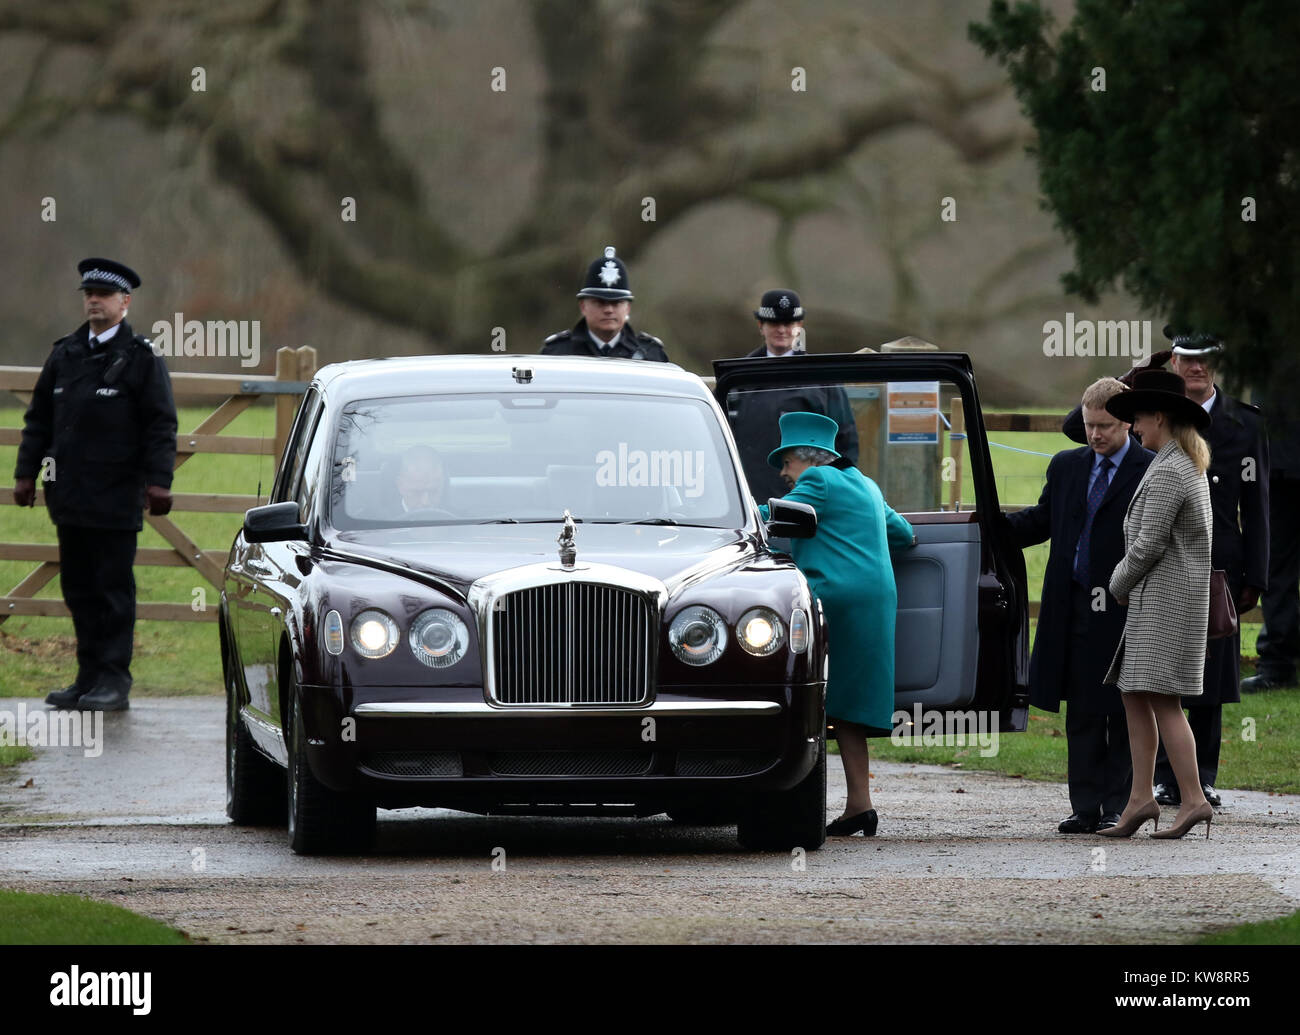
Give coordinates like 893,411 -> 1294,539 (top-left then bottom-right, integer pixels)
762,465 -> 914,732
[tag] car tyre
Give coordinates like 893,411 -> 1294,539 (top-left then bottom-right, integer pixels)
287,681 -> 375,855
224,629 -> 287,826
736,735 -> 826,851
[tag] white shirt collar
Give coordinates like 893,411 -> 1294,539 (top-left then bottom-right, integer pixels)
1200,387 -> 1217,414
88,321 -> 123,347
589,328 -> 621,352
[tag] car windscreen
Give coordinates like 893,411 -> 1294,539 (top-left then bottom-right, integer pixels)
328,392 -> 747,530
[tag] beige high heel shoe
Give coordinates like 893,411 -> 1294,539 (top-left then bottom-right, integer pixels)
1096,800 -> 1160,837
1150,802 -> 1213,839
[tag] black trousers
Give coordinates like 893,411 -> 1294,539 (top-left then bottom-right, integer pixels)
1154,704 -> 1222,790
1064,583 -> 1132,816
56,524 -> 137,693
1256,475 -> 1300,681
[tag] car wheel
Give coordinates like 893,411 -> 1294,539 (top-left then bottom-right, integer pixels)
286,680 -> 375,855
224,629 -> 287,826
736,735 -> 826,851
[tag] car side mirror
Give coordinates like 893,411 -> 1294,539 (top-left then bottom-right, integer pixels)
244,501 -> 308,543
766,498 -> 817,539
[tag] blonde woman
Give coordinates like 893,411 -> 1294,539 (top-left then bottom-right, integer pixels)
1099,370 -> 1215,839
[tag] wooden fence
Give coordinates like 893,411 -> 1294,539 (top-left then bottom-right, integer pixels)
0,346 -> 316,624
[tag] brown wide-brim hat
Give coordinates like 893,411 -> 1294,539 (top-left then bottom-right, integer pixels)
1105,369 -> 1211,431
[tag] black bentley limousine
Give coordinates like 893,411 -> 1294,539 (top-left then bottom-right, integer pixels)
222,353 -> 1027,854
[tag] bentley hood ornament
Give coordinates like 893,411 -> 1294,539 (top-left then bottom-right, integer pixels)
557,509 -> 578,568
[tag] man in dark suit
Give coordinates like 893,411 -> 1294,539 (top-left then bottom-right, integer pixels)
1005,377 -> 1154,832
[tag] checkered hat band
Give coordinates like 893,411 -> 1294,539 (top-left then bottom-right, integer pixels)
82,269 -> 131,290
758,306 -> 802,319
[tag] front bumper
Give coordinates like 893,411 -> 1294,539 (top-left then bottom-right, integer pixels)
298,683 -> 825,810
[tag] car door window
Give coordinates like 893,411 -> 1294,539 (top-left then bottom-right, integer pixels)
725,378 -> 975,513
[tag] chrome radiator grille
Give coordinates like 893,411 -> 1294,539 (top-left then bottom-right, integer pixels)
490,582 -> 654,705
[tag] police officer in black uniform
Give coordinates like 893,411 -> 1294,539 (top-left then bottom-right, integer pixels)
13,258 -> 178,711
541,246 -> 669,361
729,289 -> 859,504
1242,377 -> 1300,692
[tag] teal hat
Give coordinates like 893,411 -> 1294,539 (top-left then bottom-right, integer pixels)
767,411 -> 841,468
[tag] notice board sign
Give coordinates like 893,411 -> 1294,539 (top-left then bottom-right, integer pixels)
886,382 -> 940,444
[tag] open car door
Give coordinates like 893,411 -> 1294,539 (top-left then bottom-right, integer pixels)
713,352 -> 1029,736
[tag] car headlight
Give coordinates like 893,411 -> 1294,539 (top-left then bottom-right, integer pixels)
669,605 -> 728,665
351,609 -> 399,659
410,608 -> 469,668
737,607 -> 785,656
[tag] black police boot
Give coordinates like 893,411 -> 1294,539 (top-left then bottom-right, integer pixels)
1240,673 -> 1290,693
44,684 -> 89,708
76,685 -> 130,712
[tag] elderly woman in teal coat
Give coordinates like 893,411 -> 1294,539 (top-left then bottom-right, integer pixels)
760,412 -> 915,836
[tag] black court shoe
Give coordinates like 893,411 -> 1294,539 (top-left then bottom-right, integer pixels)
827,809 -> 878,836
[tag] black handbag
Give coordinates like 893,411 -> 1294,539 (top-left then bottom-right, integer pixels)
1208,569 -> 1238,640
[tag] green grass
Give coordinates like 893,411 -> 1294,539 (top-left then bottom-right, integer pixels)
1199,908 -> 1300,945
868,679 -> 1300,794
0,403 -> 277,699
0,888 -> 189,944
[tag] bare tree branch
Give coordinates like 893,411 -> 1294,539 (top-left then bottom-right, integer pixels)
608,85 -> 1022,256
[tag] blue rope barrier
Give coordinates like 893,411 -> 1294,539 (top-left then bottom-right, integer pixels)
985,440 -> 1054,458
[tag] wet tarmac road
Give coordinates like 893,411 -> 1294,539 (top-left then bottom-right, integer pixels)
1,698 -> 1297,943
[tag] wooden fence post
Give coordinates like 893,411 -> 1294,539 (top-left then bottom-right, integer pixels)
273,347 -> 298,467
948,396 -> 965,512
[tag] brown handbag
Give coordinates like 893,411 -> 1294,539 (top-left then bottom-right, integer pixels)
1208,569 -> 1238,640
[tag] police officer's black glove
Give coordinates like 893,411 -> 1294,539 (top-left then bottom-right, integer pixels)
13,477 -> 36,507
1117,348 -> 1173,387
146,485 -> 173,516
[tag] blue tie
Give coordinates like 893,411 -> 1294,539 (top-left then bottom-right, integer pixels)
1074,457 -> 1114,586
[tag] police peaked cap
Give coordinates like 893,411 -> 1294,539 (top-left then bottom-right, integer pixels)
1163,324 -> 1223,358
577,246 -> 633,301
78,257 -> 140,293
755,289 -> 804,322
